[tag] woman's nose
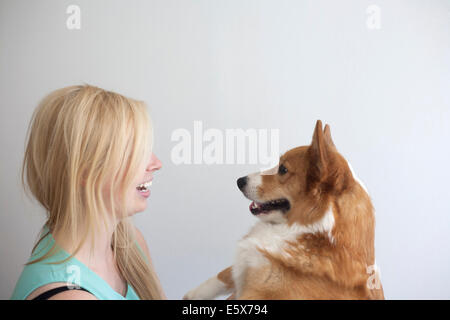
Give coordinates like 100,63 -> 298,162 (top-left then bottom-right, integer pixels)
146,153 -> 162,172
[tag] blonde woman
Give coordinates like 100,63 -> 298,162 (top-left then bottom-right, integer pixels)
10,84 -> 166,300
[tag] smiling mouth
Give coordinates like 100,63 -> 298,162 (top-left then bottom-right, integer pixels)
249,198 -> 290,215
136,180 -> 152,192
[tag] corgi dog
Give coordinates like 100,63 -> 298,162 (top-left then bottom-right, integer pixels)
184,120 -> 384,300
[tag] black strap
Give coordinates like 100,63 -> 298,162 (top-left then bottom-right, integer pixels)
32,286 -> 90,300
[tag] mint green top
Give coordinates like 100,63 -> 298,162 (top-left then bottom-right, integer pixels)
10,224 -> 143,300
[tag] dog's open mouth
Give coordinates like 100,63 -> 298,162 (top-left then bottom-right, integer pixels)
249,198 -> 290,215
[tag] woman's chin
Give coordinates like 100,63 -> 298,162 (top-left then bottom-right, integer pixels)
128,206 -> 146,217
136,198 -> 148,212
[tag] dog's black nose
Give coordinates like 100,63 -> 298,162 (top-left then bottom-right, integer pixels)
237,176 -> 248,190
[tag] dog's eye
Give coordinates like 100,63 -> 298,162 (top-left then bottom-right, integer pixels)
278,164 -> 288,175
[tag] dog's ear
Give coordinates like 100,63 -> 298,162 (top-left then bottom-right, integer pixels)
323,124 -> 336,150
309,121 -> 350,194
309,120 -> 328,180
307,120 -> 335,184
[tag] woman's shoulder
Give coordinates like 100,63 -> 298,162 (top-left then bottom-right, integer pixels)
47,289 -> 98,300
25,282 -> 97,300
12,227 -> 96,300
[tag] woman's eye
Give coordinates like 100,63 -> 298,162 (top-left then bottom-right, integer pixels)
278,164 -> 288,175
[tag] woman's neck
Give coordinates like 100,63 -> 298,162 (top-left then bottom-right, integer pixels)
52,219 -> 119,269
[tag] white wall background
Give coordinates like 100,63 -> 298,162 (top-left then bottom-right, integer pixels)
1,0 -> 449,299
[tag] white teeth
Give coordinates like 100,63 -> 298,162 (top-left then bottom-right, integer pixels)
138,181 -> 152,188
137,180 -> 152,191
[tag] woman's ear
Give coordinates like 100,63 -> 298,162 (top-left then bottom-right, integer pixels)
80,171 -> 88,187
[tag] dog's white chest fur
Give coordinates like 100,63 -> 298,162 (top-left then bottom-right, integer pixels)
183,209 -> 335,300
231,210 -> 335,297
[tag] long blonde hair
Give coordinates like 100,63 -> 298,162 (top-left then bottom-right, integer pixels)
22,84 -> 163,299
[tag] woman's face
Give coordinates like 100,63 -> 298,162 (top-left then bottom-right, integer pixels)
127,152 -> 162,215
100,150 -> 162,218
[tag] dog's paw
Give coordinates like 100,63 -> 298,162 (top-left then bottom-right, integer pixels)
183,287 -> 208,300
183,276 -> 232,300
